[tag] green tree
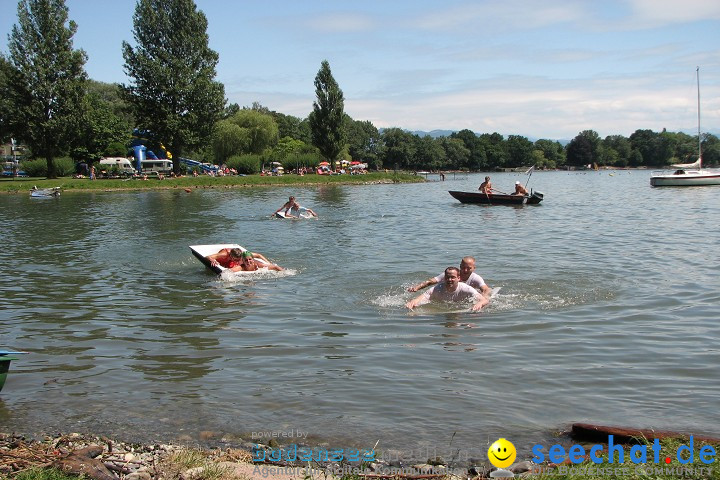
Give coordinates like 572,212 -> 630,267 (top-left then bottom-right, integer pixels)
702,133 -> 719,167
0,56 -> 15,143
479,133 -> 507,170
534,139 -> 565,166
440,137 -> 470,170
272,111 -> 304,140
381,128 -> 416,170
70,92 -> 131,161
308,60 -> 346,162
629,129 -> 659,166
506,135 -> 534,167
87,79 -> 135,127
566,130 -> 601,167
211,120 -> 249,164
451,129 -> 487,170
121,0 -> 225,173
232,109 -> 279,154
602,135 -> 631,167
346,118 -> 381,167
414,135 -> 446,170
2,0 -> 87,178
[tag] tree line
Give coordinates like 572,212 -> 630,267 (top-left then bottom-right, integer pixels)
2,0 -> 718,178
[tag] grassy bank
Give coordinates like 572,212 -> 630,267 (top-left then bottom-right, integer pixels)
0,172 -> 424,194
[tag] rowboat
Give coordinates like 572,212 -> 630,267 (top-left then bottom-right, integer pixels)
0,351 -> 27,393
30,186 -> 60,198
448,190 -> 544,205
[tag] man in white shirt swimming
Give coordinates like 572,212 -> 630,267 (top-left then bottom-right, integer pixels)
406,267 -> 488,312
407,256 -> 492,297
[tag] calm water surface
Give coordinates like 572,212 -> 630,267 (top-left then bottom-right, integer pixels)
1,170 -> 719,459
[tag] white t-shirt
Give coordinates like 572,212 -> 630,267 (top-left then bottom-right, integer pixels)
433,271 -> 486,290
418,282 -> 482,305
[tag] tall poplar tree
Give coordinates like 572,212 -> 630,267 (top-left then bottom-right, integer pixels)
2,0 -> 87,178
308,60 -> 346,163
121,0 -> 225,173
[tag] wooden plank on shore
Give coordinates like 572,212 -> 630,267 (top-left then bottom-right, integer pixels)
571,423 -> 720,444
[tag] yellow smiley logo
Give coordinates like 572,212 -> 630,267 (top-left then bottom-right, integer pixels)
488,437 -> 516,469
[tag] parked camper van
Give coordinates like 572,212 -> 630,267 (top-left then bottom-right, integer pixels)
141,159 -> 173,175
99,157 -> 136,175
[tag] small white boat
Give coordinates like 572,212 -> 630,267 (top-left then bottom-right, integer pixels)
650,67 -> 720,187
30,186 -> 61,198
649,162 -> 720,187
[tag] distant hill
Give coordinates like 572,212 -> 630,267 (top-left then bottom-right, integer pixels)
411,129 -> 457,138
409,129 -> 571,144
387,127 -> 720,144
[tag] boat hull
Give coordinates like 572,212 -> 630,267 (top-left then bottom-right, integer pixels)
0,356 -> 18,393
448,190 -> 543,205
650,170 -> 720,186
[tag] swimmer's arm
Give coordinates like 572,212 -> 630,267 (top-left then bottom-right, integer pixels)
252,252 -> 271,263
406,292 -> 430,310
407,277 -> 438,292
471,294 -> 489,312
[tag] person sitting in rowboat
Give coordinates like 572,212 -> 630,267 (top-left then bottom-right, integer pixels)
512,181 -> 529,196
478,176 -> 494,194
406,267 -> 488,312
207,248 -> 284,272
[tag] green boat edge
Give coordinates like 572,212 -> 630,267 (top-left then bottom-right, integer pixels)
0,356 -> 19,393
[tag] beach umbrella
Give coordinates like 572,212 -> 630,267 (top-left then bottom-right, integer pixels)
319,161 -> 330,166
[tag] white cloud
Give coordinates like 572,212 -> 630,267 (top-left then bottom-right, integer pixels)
627,0 -> 720,27
304,12 -> 376,33
410,0 -> 587,31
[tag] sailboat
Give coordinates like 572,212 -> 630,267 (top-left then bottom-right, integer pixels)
650,67 -> 720,187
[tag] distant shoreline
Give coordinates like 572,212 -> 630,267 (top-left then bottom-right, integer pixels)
0,172 -> 424,194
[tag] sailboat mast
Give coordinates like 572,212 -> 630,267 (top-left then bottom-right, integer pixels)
697,66 -> 702,167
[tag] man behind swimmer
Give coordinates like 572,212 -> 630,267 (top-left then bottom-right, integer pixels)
406,267 -> 488,312
408,256 -> 492,297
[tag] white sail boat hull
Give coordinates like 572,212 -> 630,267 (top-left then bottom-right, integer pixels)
650,170 -> 720,186
650,67 -> 719,187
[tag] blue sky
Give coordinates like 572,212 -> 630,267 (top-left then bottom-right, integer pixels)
1,0 -> 719,140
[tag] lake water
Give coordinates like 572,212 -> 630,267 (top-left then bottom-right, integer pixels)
1,170 -> 719,462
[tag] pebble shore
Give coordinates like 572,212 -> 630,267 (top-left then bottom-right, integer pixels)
0,431 -> 531,480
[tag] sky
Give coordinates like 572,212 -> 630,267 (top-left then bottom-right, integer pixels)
1,0 -> 719,140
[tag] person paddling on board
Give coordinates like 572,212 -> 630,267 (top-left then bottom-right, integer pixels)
406,267 -> 488,312
207,248 -> 284,271
408,256 -> 492,297
273,196 -> 318,218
